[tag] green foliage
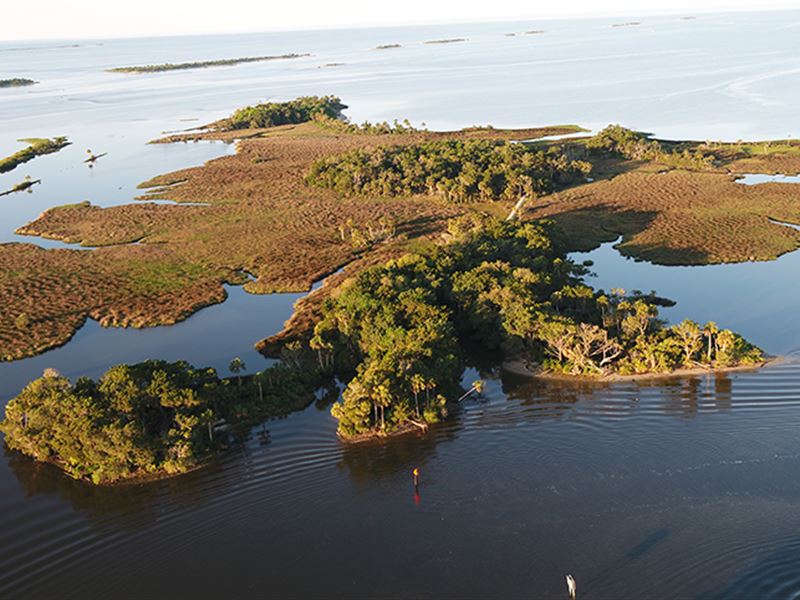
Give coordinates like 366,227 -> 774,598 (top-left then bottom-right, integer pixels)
322,216 -> 583,437
1,358 -> 322,484
312,113 -> 419,135
324,215 -> 764,435
224,96 -> 347,130
306,139 -> 591,202
0,137 -> 70,174
588,125 -> 714,170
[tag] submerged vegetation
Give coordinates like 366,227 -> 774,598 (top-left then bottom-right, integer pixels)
0,78 -> 37,88
0,137 -> 70,174
0,358 -> 322,484
306,140 -> 591,202
317,215 -> 762,438
108,53 -> 310,73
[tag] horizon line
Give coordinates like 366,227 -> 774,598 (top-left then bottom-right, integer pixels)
1,5 -> 796,44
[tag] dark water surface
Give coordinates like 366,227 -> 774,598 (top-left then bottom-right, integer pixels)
4,360 -> 800,599
3,12 -> 800,599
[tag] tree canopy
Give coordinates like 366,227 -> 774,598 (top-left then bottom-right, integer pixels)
1,358 -> 320,484
223,95 -> 347,130
319,215 -> 763,438
306,140 -> 591,202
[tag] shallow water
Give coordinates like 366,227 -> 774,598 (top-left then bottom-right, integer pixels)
3,11 -> 800,599
736,173 -> 800,185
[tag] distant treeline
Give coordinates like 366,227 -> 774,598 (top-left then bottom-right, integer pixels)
306,139 -> 591,202
0,137 -> 70,175
108,53 -> 310,73
0,78 -> 37,88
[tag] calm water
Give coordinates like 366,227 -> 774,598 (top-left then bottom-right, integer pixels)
3,11 -> 800,599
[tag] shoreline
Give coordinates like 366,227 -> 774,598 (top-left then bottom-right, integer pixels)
502,356 -> 780,382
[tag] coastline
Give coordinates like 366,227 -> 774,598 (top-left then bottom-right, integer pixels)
502,356 -> 780,382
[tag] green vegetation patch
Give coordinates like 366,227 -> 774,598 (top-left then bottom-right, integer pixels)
0,78 -> 37,88
306,139 -> 591,202
0,136 -> 70,174
0,359 -> 321,484
220,95 -> 347,130
108,53 -> 310,73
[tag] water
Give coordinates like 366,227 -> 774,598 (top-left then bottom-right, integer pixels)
737,173 -> 800,185
3,11 -> 800,599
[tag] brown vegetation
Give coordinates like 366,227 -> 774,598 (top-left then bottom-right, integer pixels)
4,112 -> 800,365
526,159 -> 800,265
4,120 -> 575,361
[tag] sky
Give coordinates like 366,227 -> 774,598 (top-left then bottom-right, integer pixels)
1,0 -> 796,41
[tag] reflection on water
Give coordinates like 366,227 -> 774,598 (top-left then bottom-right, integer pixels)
5,359 -> 800,598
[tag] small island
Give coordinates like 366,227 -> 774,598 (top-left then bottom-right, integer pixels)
423,38 -> 467,44
0,78 -> 37,88
374,44 -> 402,50
0,136 -> 70,174
0,358 -> 320,484
108,53 -> 310,73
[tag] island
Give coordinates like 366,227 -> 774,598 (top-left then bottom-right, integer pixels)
0,78 -> 37,88
423,38 -> 467,44
0,137 -> 70,174
107,53 -> 310,73
1,214 -> 764,481
3,95 -> 789,479
373,44 -> 402,50
0,358 -> 319,484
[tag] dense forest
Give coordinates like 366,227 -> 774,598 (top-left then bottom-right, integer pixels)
306,140 -> 592,202
0,357 -> 322,483
314,215 -> 763,438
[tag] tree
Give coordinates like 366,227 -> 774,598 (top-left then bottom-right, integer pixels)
673,319 -> 703,367
229,357 -> 246,388
703,322 -> 719,363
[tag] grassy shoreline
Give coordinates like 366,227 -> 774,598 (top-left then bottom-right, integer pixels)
0,137 -> 70,174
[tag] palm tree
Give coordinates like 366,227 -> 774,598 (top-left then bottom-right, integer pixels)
229,357 -> 246,389
703,321 -> 719,362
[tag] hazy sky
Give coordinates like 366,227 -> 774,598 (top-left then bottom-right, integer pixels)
1,0 -> 795,41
